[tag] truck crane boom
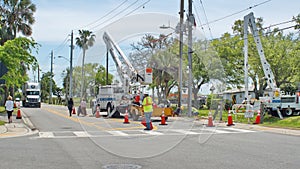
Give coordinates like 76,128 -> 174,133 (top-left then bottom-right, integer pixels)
242,12 -> 300,118
103,32 -> 144,90
244,12 -> 278,99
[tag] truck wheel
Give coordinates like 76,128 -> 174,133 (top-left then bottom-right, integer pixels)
112,111 -> 121,118
284,109 -> 293,116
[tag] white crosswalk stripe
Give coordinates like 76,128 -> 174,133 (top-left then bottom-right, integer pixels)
141,130 -> 164,135
172,129 -> 199,135
107,131 -> 129,136
36,127 -> 256,139
73,131 -> 91,137
39,132 -> 54,138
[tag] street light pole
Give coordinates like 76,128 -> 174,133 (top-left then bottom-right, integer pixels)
159,0 -> 184,113
187,0 -> 193,116
178,0 -> 184,112
69,31 -> 74,98
49,50 -> 53,104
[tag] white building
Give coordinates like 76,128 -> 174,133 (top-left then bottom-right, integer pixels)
222,88 -> 255,104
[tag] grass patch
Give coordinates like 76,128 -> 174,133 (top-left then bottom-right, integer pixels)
0,106 -> 5,113
197,109 -> 250,122
197,108 -> 300,129
0,120 -> 5,125
261,115 -> 300,129
0,106 -> 6,125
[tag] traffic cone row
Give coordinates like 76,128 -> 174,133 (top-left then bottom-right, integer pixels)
16,109 -> 22,119
123,108 -> 130,124
159,110 -> 168,125
207,112 -> 214,127
253,111 -> 260,124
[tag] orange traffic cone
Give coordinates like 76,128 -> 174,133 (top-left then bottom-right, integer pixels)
253,111 -> 260,124
141,117 -> 153,129
227,110 -> 235,126
159,110 -> 168,125
72,107 -> 76,114
95,106 -> 100,118
123,109 -> 130,124
207,112 -> 214,127
16,109 -> 22,119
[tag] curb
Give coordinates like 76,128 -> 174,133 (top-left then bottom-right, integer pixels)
21,110 -> 37,131
194,118 -> 300,136
0,124 -> 8,134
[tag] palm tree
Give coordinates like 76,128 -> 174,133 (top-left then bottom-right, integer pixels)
0,0 -> 36,45
75,29 -> 96,99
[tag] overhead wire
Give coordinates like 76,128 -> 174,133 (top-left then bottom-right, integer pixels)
90,0 -> 140,31
200,0 -> 272,26
79,0 -> 129,30
124,0 -> 151,17
199,0 -> 213,39
193,1 -> 207,38
203,24 -> 298,51
54,34 -> 69,54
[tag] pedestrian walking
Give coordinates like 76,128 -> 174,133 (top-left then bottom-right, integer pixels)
5,95 -> 14,123
80,98 -> 87,116
67,98 -> 74,117
142,92 -> 153,130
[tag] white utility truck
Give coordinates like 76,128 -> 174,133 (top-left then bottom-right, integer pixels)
22,82 -> 41,108
242,12 -> 300,118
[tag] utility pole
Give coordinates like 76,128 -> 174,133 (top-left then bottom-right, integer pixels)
49,50 -> 53,104
178,0 -> 184,112
187,0 -> 193,116
37,65 -> 40,82
69,31 -> 74,98
106,50 -> 109,85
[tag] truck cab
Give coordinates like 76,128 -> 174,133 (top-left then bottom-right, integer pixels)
22,82 -> 41,108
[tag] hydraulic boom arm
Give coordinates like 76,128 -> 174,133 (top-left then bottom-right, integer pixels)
103,32 -> 144,86
244,12 -> 277,99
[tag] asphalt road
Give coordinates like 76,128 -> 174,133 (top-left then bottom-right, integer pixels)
0,104 -> 299,169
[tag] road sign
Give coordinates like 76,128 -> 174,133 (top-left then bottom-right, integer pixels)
144,67 -> 152,84
244,111 -> 254,118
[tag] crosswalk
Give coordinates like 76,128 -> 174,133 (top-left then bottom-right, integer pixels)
37,127 -> 256,139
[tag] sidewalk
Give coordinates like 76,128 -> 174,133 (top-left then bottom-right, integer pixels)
0,111 -> 37,138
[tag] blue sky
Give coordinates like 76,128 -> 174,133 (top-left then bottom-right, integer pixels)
29,0 -> 299,88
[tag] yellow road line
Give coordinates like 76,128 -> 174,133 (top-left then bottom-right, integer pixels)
43,108 -> 155,131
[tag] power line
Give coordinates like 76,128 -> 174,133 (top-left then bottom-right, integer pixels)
263,19 -> 296,30
54,34 -> 69,53
200,0 -> 272,26
193,2 -> 207,38
204,24 -> 297,50
199,0 -> 213,39
79,0 -> 129,30
124,0 -> 151,17
90,0 -> 140,31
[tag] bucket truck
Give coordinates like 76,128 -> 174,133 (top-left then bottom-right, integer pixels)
243,12 -> 300,118
92,32 -> 149,118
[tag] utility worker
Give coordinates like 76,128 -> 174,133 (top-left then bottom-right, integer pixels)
142,92 -> 153,130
